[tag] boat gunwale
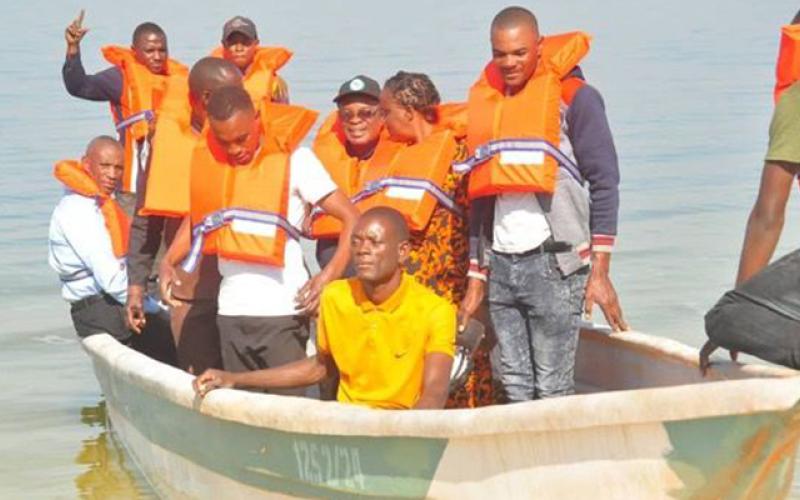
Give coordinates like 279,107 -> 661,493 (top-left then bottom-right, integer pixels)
84,331 -> 800,440
578,327 -> 799,380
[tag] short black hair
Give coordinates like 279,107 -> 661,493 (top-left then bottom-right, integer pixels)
206,85 -> 254,121
132,22 -> 166,46
491,6 -> 539,34
188,57 -> 242,96
793,9 -> 800,24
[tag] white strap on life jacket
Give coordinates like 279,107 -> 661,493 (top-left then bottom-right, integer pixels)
182,207 -> 301,272
453,138 -> 582,183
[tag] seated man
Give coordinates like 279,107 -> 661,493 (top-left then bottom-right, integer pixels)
48,136 -> 175,364
194,207 -> 456,410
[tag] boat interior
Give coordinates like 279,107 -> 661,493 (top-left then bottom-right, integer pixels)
574,326 -> 798,395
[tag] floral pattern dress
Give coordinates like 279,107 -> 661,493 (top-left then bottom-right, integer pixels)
402,141 -> 494,408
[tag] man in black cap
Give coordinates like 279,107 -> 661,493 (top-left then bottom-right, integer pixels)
216,15 -> 290,104
310,75 -> 386,270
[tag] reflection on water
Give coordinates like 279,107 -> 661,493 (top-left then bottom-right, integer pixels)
74,401 -> 154,499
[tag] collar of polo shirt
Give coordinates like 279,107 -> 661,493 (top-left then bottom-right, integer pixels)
352,272 -> 411,313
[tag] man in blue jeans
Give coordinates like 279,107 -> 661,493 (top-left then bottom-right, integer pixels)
457,7 -> 626,401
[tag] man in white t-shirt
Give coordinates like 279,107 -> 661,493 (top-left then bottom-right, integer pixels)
159,86 -> 358,393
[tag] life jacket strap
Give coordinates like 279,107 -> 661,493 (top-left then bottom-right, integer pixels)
60,268 -> 93,283
309,177 -> 462,226
115,109 -> 155,132
453,139 -> 582,184
182,208 -> 300,272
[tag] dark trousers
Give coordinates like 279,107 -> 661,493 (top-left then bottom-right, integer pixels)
705,249 -> 800,369
170,299 -> 222,374
488,251 -> 588,401
217,314 -> 310,396
71,293 -> 131,342
70,293 -> 177,365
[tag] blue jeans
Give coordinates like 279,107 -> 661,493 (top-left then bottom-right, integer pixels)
488,250 -> 588,401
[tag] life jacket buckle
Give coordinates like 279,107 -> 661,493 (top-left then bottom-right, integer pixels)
364,180 -> 382,193
204,212 -> 224,231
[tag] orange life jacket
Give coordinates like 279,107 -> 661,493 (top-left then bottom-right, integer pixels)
53,160 -> 130,258
210,46 -> 292,104
183,102 -> 318,271
139,100 -> 196,218
102,46 -> 188,193
308,112 -> 402,238
455,32 -> 591,199
775,24 -> 800,103
354,103 -> 468,232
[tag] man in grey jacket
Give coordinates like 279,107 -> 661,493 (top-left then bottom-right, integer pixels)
458,6 -> 626,402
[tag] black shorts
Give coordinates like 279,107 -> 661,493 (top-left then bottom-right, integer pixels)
217,314 -> 310,396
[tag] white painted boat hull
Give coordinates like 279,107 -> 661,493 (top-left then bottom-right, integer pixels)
83,328 -> 800,499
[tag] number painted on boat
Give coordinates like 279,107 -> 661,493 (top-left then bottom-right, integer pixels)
292,439 -> 365,490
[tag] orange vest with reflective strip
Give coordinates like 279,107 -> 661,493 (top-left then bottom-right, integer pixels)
188,102 -> 317,268
355,103 -> 467,232
53,160 -> 130,258
309,112 -> 402,238
139,100 -> 197,218
462,31 -> 591,199
210,46 -> 291,104
775,24 -> 800,103
102,46 -> 188,193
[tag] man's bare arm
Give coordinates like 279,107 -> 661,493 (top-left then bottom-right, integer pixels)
193,353 -> 334,396
296,190 -> 359,314
413,353 -> 454,410
736,161 -> 799,285
158,216 -> 191,307
700,160 -> 800,372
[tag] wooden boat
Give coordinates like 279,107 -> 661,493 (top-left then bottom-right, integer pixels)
82,326 -> 800,499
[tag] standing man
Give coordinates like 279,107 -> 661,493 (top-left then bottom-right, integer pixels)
701,10 -> 800,371
62,10 -> 187,205
126,58 -> 243,374
48,136 -> 174,363
159,86 -> 359,395
457,7 -> 626,401
212,16 -> 290,104
310,75 -> 388,269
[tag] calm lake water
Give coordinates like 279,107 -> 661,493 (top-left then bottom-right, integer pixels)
2,0 -> 800,497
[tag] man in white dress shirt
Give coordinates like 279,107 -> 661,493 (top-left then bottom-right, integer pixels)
48,136 -> 175,362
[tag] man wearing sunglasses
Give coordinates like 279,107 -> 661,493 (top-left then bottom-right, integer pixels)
310,76 -> 388,270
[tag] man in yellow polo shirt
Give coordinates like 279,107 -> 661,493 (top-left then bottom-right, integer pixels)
193,207 -> 456,409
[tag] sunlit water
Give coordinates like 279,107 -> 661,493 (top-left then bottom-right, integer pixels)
2,0 -> 800,496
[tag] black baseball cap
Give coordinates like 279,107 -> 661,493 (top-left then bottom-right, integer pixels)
222,16 -> 258,42
333,75 -> 381,103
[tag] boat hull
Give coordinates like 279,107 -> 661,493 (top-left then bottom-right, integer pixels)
84,330 -> 800,499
